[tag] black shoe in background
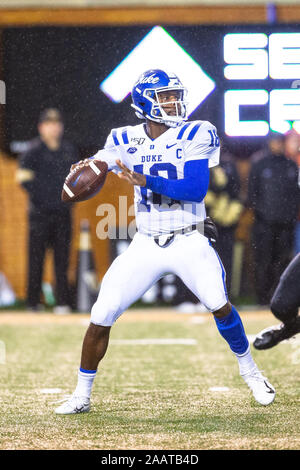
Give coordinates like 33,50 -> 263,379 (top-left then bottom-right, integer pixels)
253,317 -> 300,350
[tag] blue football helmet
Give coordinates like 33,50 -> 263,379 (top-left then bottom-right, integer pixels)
131,69 -> 188,128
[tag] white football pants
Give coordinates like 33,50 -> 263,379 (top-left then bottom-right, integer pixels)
91,231 -> 228,326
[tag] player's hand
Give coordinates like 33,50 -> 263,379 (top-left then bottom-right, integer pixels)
116,159 -> 146,187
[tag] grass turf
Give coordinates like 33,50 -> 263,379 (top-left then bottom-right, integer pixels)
0,310 -> 299,450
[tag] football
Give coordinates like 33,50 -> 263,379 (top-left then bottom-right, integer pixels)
61,159 -> 108,203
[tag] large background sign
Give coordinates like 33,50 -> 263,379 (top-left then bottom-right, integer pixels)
3,24 -> 300,157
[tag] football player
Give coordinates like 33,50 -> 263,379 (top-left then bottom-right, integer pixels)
56,69 -> 275,414
254,253 -> 300,350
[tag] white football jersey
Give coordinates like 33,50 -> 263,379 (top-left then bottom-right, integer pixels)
93,120 -> 220,236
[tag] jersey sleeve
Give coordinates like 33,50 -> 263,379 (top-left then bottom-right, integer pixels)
104,129 -> 117,150
90,130 -> 121,173
92,148 -> 119,172
183,121 -> 220,168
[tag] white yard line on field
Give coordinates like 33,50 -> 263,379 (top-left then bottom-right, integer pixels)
209,387 -> 230,392
110,338 -> 198,345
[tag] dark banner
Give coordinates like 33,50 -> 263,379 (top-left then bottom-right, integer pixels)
3,24 -> 300,157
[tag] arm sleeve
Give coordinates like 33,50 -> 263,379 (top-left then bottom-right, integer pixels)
145,159 -> 209,203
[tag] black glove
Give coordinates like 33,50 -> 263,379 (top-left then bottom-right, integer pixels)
204,216 -> 218,245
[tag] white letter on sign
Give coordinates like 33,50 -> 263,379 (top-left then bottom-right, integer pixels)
225,90 -> 269,136
224,33 -> 268,80
269,33 -> 300,79
270,89 -> 300,134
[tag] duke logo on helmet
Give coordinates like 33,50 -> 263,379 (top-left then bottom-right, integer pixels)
140,74 -> 160,85
131,69 -> 188,128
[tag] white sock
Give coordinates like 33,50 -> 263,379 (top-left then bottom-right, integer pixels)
74,368 -> 97,398
234,346 -> 257,375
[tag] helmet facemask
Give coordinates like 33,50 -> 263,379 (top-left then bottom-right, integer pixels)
131,86 -> 188,128
144,87 -> 188,128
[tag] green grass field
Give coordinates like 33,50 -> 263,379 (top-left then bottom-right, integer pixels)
0,309 -> 299,450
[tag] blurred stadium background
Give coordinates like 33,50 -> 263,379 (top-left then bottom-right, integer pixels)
0,0 -> 299,310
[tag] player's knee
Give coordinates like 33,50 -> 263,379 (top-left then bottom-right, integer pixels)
87,321 -> 111,340
270,289 -> 287,320
90,297 -> 123,327
270,295 -> 296,323
270,297 -> 282,319
213,301 -> 232,319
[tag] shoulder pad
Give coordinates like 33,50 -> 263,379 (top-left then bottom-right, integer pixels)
107,126 -> 136,148
176,120 -> 208,142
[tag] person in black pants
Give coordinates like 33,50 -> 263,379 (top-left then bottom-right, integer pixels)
248,133 -> 300,305
17,108 -> 78,312
253,253 -> 300,349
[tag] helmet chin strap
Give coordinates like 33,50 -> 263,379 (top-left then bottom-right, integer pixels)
160,118 -> 183,128
145,113 -> 183,128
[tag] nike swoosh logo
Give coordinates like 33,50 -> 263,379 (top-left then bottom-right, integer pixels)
166,143 -> 177,149
75,405 -> 85,413
264,381 -> 275,393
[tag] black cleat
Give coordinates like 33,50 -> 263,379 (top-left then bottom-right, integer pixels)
253,317 -> 300,350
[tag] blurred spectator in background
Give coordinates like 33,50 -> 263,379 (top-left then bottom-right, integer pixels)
16,108 -> 78,313
205,150 -> 243,294
284,130 -> 300,254
247,132 -> 300,306
250,132 -> 285,165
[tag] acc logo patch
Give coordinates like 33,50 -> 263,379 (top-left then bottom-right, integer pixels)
127,147 -> 138,154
